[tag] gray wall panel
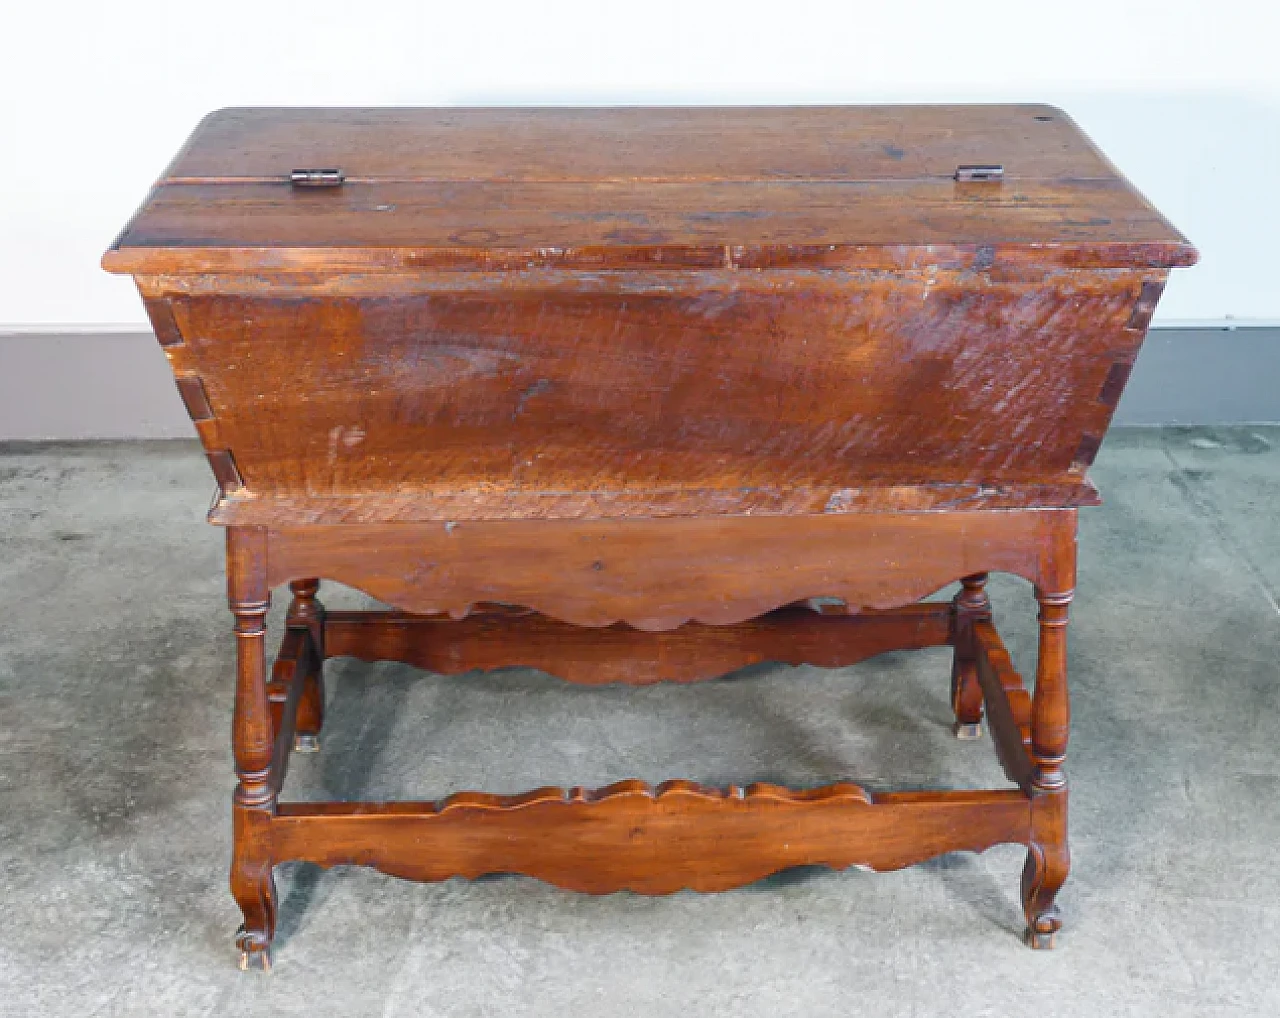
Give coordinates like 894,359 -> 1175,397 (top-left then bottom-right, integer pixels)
1114,328 -> 1280,425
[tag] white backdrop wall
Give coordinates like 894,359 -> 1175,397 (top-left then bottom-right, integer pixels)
2,0 -> 1276,329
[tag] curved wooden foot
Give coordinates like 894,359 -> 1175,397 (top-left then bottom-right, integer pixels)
1021,839 -> 1068,949
231,855 -> 277,969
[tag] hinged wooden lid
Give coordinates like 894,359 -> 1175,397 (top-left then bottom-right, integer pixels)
102,106 -> 1197,274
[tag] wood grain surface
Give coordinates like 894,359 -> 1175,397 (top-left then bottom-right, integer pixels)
143,267 -> 1145,522
264,510 -> 1074,630
157,106 -> 1121,182
102,106 -> 1195,274
100,106 -> 1193,961
272,783 -> 1031,894
321,603 -> 953,685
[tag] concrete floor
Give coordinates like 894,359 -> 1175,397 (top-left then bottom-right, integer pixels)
1,428 -> 1278,1016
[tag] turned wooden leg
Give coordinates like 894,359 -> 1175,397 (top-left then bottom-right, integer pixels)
228,527 -> 277,971
1022,585 -> 1072,949
287,578 -> 326,752
950,573 -> 989,739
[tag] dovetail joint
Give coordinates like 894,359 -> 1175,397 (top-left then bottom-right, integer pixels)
1124,281 -> 1164,332
1070,434 -> 1102,471
175,375 -> 214,422
207,450 -> 245,493
1098,361 -> 1134,407
144,298 -> 185,348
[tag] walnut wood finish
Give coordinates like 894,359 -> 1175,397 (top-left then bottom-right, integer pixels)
1024,587 -> 1074,949
285,579 -> 325,751
221,507 -> 1076,967
949,573 -> 990,739
103,106 -> 1195,275
272,785 -> 1031,894
102,107 -> 1194,966
264,511 -> 1072,631
972,619 -> 1035,792
145,106 -> 1154,183
323,603 -> 952,685
138,267 -> 1142,523
226,527 -> 275,970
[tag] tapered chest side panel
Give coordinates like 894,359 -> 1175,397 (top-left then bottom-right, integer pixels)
141,265 -> 1154,522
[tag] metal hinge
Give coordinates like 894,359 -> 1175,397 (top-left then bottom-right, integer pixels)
290,168 -> 345,187
954,164 -> 1004,183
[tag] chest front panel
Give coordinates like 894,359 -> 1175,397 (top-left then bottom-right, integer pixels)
144,265 -> 1157,521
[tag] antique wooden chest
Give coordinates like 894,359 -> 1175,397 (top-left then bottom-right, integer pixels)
103,106 -> 1195,967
